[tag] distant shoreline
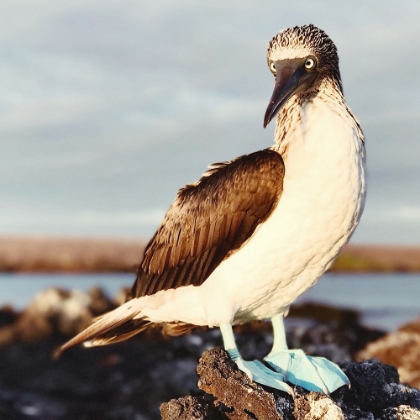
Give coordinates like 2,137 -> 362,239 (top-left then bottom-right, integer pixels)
0,236 -> 419,274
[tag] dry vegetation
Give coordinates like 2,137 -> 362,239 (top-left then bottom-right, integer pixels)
331,244 -> 420,273
0,236 -> 419,273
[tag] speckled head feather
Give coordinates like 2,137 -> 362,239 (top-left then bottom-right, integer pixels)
267,24 -> 342,92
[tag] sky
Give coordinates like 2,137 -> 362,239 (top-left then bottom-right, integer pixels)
1,0 -> 419,244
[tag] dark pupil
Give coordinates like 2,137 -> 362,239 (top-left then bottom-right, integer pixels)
306,60 -> 312,67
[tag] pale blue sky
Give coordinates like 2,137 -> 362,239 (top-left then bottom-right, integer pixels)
1,1 -> 419,244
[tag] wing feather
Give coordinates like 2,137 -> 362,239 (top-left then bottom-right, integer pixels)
132,149 -> 285,298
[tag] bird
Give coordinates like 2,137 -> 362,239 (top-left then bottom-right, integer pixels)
59,24 -> 366,395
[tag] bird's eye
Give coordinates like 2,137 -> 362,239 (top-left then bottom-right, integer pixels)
269,62 -> 276,73
304,57 -> 316,70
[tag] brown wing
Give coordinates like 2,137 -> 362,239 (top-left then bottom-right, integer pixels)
132,149 -> 285,298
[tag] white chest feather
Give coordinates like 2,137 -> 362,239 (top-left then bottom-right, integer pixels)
139,90 -> 366,329
201,92 -> 366,325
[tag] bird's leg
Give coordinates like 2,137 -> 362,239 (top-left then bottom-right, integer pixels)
219,323 -> 294,395
268,313 -> 289,353
264,315 -> 350,394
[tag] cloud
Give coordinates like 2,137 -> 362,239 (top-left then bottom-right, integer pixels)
1,0 -> 419,243
0,204 -> 166,237
78,209 -> 166,226
364,206 -> 420,223
0,94 -> 105,130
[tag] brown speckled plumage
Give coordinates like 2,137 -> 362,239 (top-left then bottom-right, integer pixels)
267,25 -> 363,157
132,149 -> 285,298
268,24 -> 342,92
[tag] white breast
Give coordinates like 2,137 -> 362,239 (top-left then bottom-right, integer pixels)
138,91 -> 366,329
200,93 -> 366,326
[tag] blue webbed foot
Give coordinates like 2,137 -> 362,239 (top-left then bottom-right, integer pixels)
264,349 -> 350,394
230,352 -> 294,395
221,323 -> 294,394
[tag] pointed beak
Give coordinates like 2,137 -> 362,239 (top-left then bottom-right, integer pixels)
264,58 -> 318,128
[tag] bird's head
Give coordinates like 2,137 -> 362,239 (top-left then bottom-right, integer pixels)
264,24 -> 342,127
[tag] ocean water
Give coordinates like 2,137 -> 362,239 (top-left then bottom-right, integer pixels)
0,272 -> 419,331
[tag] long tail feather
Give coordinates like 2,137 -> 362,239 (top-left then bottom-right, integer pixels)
87,319 -> 152,346
54,299 -> 144,358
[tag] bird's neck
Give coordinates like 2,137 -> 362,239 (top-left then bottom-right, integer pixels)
272,78 -> 364,158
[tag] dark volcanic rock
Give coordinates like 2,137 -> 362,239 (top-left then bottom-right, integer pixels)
381,405 -> 420,419
0,306 -> 18,328
161,396 -> 224,420
161,348 -> 420,420
0,290 -> 408,419
197,347 -> 286,419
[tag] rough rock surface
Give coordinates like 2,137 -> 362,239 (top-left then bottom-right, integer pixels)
0,288 -> 414,419
382,405 -> 420,420
161,348 -> 420,420
358,317 -> 420,390
197,347 -> 286,419
160,396 -> 225,420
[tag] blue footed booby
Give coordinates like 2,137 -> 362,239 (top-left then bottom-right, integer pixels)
60,24 -> 366,395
